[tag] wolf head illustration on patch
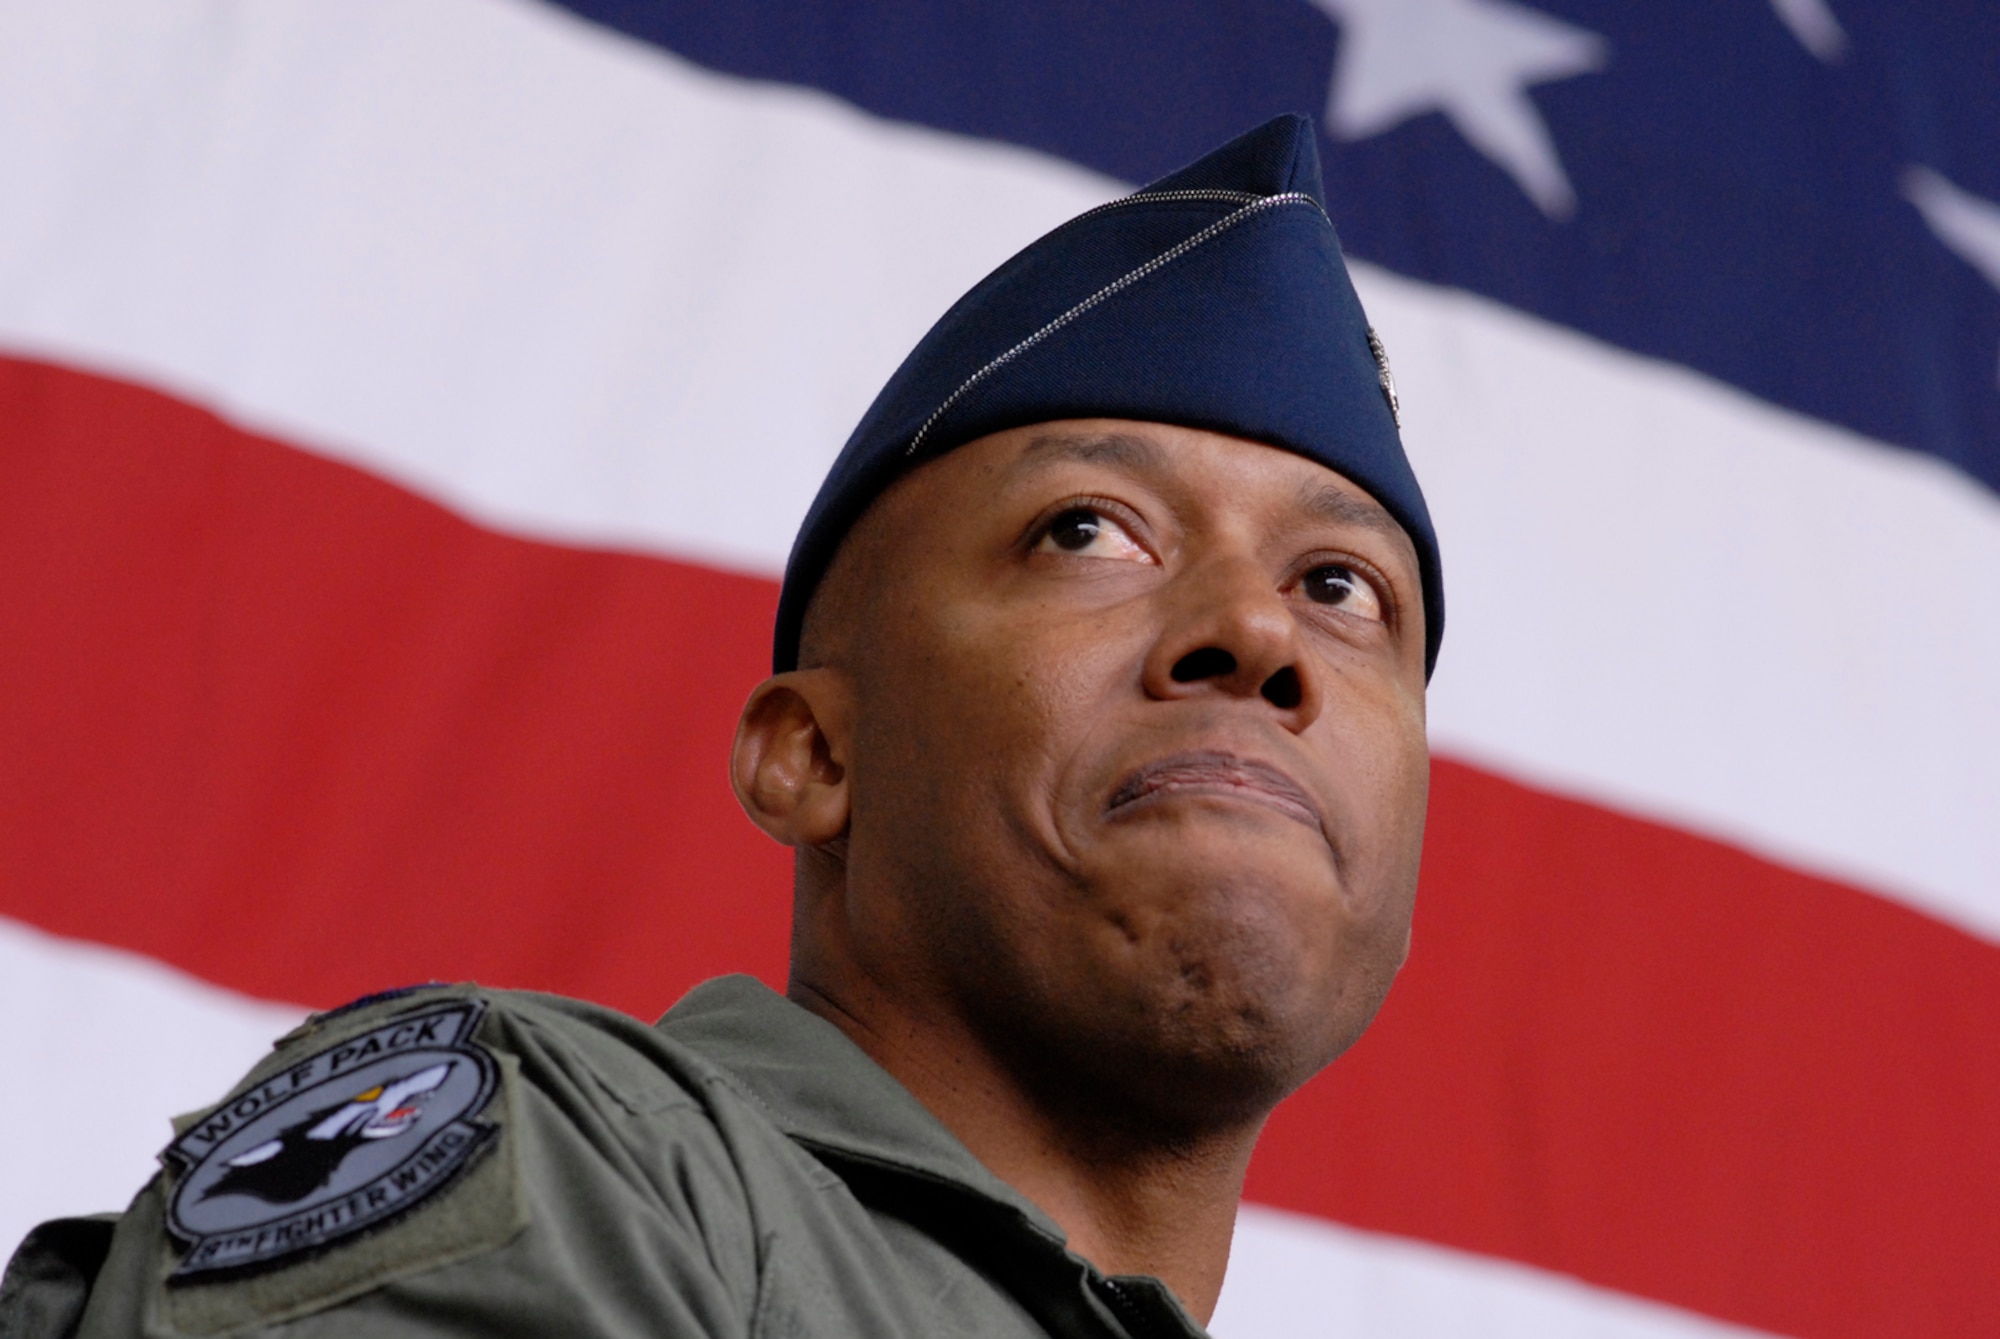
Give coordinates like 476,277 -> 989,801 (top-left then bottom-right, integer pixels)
202,1062 -> 452,1206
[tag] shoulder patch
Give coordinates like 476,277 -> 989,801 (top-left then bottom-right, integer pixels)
162,998 -> 497,1279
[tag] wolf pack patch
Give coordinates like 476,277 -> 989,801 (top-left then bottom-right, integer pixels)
162,999 -> 497,1279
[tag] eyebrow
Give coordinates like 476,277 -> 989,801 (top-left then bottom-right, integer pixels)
1296,480 -> 1409,544
1017,431 -> 1167,473
1016,429 -> 1413,549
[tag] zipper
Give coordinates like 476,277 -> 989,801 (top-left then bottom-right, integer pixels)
1071,187 -> 1263,222
904,190 -> 1324,459
1097,1276 -> 1157,1338
1075,186 -> 1327,225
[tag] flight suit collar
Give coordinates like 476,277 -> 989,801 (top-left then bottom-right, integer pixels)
655,974 -> 1066,1237
658,975 -> 1208,1339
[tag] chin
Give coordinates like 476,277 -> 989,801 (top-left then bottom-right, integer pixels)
1034,854 -> 1405,1134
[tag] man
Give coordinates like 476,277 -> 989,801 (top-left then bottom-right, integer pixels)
1,113 -> 1441,1338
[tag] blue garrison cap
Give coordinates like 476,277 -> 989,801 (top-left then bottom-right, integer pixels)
774,113 -> 1443,677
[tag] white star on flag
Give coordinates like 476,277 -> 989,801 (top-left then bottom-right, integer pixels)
1768,0 -> 1849,63
1903,166 -> 2000,384
1307,0 -> 1607,219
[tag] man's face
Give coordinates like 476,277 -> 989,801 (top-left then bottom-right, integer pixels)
818,418 -> 1430,1130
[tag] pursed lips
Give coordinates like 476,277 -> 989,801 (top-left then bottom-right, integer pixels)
1105,749 -> 1323,832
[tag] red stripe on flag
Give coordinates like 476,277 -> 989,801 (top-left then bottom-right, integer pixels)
1253,762 -> 2000,1338
4,354 -> 1996,1334
0,353 -> 791,1014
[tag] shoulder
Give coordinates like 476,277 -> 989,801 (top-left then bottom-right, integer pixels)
6,983 -> 780,1338
167,984 -> 732,1260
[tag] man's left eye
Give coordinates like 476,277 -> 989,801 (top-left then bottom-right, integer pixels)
1300,564 -> 1384,620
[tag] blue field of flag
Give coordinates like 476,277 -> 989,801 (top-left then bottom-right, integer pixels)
551,0 -> 2000,495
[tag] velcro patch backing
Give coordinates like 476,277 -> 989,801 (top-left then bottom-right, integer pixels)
152,995 -> 528,1334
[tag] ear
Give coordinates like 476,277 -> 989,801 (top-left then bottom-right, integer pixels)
730,670 -> 852,848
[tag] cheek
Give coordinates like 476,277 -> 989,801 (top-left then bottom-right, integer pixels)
933,605 -> 1134,788
1325,705 -> 1428,1012
1252,683 -> 1426,1023
856,606 -> 1133,882
1322,677 -> 1430,891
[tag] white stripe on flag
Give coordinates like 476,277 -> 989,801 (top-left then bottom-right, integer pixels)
1213,1205 -> 1789,1339
1359,261 -> 2000,939
1,908 -> 1791,1339
0,0 -> 1118,576
0,916 -> 305,1262
0,924 -> 1793,1339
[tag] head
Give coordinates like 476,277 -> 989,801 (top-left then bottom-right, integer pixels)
731,418 -> 1428,1135
731,115 -> 1442,1140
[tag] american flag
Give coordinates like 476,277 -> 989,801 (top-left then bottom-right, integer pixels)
2,2 -> 1995,1335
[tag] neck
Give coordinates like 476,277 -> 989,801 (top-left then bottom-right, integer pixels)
788,970 -> 1262,1325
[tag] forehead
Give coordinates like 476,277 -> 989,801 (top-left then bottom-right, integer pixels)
806,417 -> 1429,671
969,419 -> 1416,553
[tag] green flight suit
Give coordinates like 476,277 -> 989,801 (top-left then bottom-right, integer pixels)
0,976 -> 1208,1339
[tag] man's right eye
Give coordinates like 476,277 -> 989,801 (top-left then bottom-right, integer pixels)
1033,507 -> 1151,562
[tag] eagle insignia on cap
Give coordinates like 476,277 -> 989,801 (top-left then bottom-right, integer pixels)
1366,327 -> 1401,429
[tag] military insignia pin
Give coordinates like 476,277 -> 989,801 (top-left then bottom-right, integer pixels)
162,998 -> 498,1278
1366,326 -> 1401,429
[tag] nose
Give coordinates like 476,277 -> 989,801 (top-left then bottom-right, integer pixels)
1141,555 -> 1321,731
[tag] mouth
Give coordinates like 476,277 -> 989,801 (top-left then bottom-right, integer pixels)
1105,750 -> 1324,832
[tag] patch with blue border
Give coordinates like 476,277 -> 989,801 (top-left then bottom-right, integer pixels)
162,999 -> 497,1279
